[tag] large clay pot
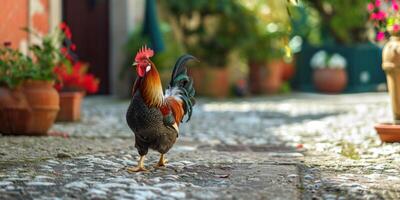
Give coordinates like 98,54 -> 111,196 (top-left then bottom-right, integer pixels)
248,61 -> 283,94
56,91 -> 84,122
281,60 -> 296,81
23,80 -> 59,135
313,68 -> 348,93
0,87 -> 31,134
382,36 -> 400,124
189,66 -> 229,98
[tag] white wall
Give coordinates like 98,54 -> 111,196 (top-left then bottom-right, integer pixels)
109,0 -> 145,97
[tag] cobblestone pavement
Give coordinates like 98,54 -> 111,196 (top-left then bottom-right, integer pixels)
1,93 -> 400,199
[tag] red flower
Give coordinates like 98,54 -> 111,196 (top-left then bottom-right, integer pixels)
64,29 -> 72,39
61,47 -> 68,54
53,61 -> 99,94
70,44 -> 76,51
3,41 -> 11,47
59,22 -> 67,29
82,74 -> 99,94
59,22 -> 72,39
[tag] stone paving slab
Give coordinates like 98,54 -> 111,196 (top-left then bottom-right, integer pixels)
2,93 -> 400,199
0,137 -> 132,163
0,147 -> 303,200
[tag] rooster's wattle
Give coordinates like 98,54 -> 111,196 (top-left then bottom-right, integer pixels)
126,46 -> 196,172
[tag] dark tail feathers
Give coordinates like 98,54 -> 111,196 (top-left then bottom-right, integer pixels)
168,54 -> 197,122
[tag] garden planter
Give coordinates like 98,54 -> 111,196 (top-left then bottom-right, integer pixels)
313,68 -> 348,93
56,91 -> 84,122
281,60 -> 296,81
375,36 -> 400,142
0,87 -> 31,134
189,66 -> 229,98
375,124 -> 400,142
23,80 -> 59,135
294,43 -> 385,92
249,61 -> 282,94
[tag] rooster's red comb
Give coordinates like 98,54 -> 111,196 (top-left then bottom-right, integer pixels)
135,45 -> 154,62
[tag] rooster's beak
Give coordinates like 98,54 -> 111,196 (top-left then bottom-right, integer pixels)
132,62 -> 138,66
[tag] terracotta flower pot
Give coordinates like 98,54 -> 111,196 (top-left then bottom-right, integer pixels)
375,123 -> 400,142
56,91 -> 84,122
23,80 -> 59,135
189,66 -> 230,98
313,68 -> 348,93
0,87 -> 31,134
248,60 -> 283,94
281,60 -> 296,81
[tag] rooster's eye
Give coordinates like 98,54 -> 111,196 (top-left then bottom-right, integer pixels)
146,65 -> 151,72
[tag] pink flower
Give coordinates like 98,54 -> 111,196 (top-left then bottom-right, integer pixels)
371,11 -> 387,20
393,24 -> 400,32
367,3 -> 375,11
377,31 -> 385,41
375,0 -> 381,7
392,0 -> 399,11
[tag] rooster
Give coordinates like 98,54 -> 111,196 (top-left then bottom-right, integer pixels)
126,45 -> 196,172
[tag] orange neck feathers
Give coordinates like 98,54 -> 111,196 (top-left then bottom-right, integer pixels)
139,63 -> 163,108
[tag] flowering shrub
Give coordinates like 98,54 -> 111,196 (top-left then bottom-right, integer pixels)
0,42 -> 34,88
54,62 -> 99,94
368,0 -> 400,41
26,25 -> 65,81
54,23 -> 99,94
310,50 -> 347,69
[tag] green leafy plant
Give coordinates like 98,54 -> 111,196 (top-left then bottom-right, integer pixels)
26,27 -> 65,81
297,0 -> 370,44
0,42 -> 34,88
239,1 -> 291,62
162,0 -> 251,67
340,141 -> 361,160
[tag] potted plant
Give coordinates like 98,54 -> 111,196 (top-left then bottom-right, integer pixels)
310,50 -> 348,93
292,0 -> 386,92
242,34 -> 284,94
162,1 -> 249,98
0,42 -> 33,134
54,23 -> 99,122
369,0 -> 400,142
239,0 -> 293,94
21,27 -> 65,134
54,61 -> 99,122
0,25 -> 63,135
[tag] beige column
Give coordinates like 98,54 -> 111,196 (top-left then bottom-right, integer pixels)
49,0 -> 62,31
109,0 -> 145,97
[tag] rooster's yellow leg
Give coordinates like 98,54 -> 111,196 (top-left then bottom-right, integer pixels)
127,155 -> 148,173
154,154 -> 168,167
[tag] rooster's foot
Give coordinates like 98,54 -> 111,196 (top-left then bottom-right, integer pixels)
127,155 -> 147,173
154,154 -> 168,168
126,166 -> 148,173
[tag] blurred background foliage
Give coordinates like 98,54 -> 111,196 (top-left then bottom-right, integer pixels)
122,0 -> 380,97
293,0 -> 370,45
